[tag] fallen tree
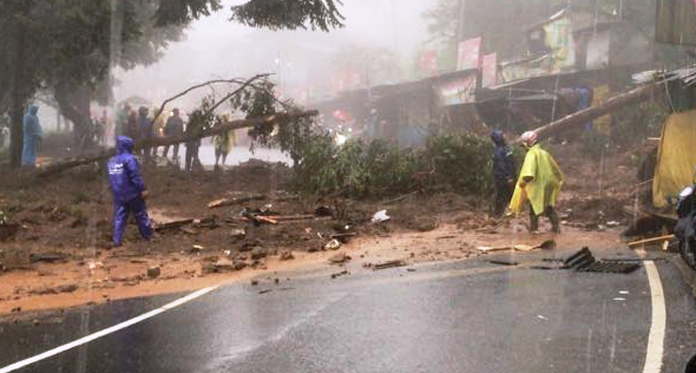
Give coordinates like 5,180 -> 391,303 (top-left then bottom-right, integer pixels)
516,82 -> 660,143
32,110 -> 318,178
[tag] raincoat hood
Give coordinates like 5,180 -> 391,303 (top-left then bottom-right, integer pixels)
28,105 -> 39,115
490,130 -> 505,146
116,136 -> 134,154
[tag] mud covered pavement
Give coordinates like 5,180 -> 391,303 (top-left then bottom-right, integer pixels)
0,143 -> 644,316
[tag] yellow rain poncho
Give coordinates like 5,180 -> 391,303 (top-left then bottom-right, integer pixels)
652,110 -> 696,208
214,130 -> 237,153
509,144 -> 564,215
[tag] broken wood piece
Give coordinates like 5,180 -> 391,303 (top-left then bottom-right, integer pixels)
267,214 -> 316,222
475,246 -> 512,253
475,215 -> 512,233
255,216 -> 278,225
487,259 -> 519,266
180,227 -> 200,235
372,260 -> 406,270
382,191 -> 419,205
513,244 -> 535,252
627,234 -> 674,248
208,194 -> 267,209
154,219 -> 194,232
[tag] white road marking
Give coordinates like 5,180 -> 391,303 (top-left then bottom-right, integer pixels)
0,286 -> 219,373
642,261 -> 666,373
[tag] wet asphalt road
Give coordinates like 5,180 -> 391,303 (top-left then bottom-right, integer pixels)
1,251 -> 696,373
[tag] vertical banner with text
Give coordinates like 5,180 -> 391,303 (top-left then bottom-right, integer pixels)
457,37 -> 482,71
481,53 -> 498,88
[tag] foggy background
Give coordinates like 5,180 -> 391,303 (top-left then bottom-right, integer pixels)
113,0 -> 430,107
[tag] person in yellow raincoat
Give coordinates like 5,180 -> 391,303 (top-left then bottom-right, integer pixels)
509,131 -> 563,233
214,115 -> 236,169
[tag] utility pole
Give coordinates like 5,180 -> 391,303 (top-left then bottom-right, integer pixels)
457,0 -> 467,41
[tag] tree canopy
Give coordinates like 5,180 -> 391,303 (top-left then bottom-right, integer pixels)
0,0 -> 345,166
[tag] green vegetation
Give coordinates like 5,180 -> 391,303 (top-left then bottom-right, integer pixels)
281,130 -> 496,198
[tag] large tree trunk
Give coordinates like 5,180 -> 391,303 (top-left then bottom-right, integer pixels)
8,25 -> 27,168
32,110 -> 318,178
55,83 -> 93,151
516,83 -> 659,144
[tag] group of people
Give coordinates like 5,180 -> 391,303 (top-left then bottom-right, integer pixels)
113,105 -> 235,172
490,129 -> 564,234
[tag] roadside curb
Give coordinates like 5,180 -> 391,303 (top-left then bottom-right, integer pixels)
667,255 -> 696,299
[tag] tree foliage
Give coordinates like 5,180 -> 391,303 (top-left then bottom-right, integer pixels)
0,0 -> 345,165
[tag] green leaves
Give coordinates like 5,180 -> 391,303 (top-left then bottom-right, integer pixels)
286,129 -> 495,198
230,0 -> 344,31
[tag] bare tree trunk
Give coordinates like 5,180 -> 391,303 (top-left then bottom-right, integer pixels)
9,26 -> 26,168
516,83 -> 659,144
55,83 -> 93,151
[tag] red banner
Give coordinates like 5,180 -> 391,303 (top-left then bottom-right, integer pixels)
481,53 -> 498,88
457,37 -> 482,71
420,50 -> 439,76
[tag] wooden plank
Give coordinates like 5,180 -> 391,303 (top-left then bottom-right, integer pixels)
628,234 -> 675,247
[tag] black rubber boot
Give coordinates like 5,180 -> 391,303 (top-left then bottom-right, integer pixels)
547,206 -> 561,234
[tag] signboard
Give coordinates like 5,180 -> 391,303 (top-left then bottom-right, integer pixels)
436,72 -> 478,106
655,0 -> 696,46
481,53 -> 498,88
457,37 -> 482,71
544,15 -> 575,69
500,14 -> 575,82
420,50 -> 439,76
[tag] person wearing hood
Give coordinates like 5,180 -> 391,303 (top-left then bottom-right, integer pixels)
138,106 -> 153,162
490,130 -> 516,217
22,104 -> 43,168
509,131 -> 563,233
163,108 -> 184,162
107,136 -> 152,247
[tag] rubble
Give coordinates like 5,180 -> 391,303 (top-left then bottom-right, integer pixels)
279,250 -> 295,261
230,228 -> 246,240
251,247 -> 268,260
324,239 -> 342,251
147,266 -> 161,279
328,252 -> 351,264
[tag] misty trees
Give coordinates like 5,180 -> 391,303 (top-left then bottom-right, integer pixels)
0,0 -> 344,168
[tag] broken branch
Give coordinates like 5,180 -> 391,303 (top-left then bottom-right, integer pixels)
32,110 -> 317,178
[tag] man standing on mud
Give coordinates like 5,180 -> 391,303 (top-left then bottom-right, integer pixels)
163,108 -> 184,163
138,107 -> 153,162
108,136 -> 152,247
509,131 -> 563,233
185,113 -> 203,172
490,130 -> 516,217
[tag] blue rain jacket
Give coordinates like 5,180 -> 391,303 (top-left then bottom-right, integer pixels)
108,136 -> 147,204
22,105 -> 43,166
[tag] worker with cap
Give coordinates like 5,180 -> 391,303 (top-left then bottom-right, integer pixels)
509,131 -> 563,233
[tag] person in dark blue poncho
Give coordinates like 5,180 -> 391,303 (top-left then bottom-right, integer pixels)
108,136 -> 152,247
